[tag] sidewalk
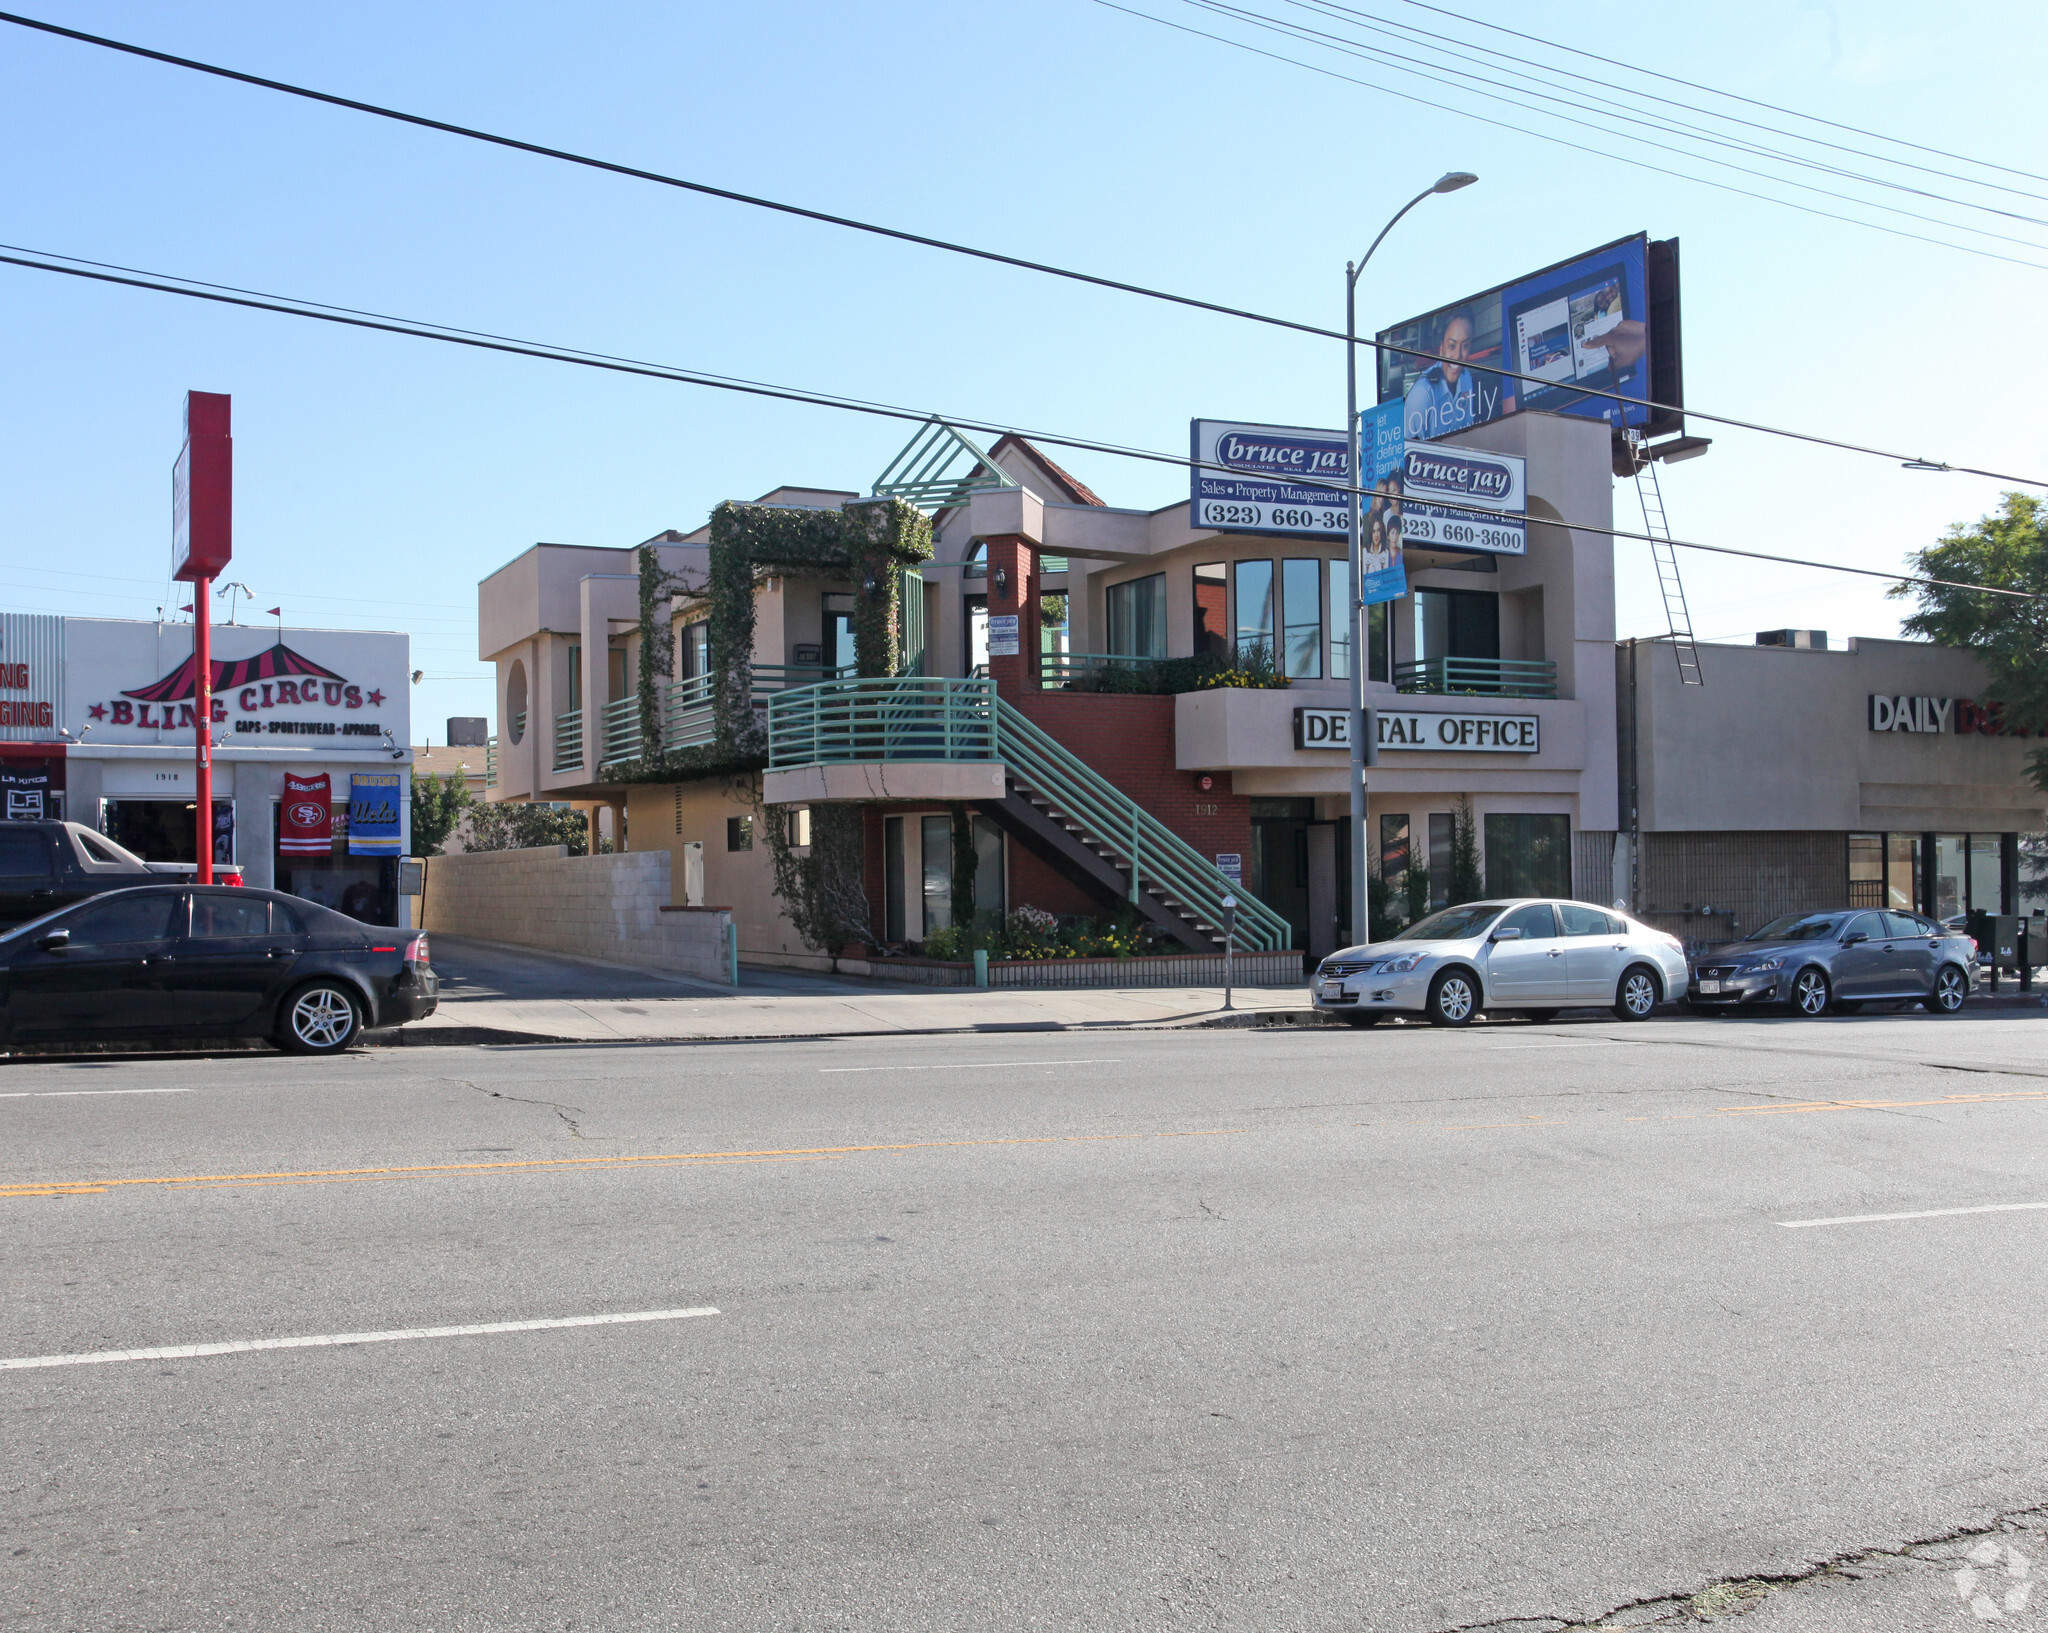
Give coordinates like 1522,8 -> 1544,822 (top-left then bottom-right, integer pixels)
379,935 -> 1312,1046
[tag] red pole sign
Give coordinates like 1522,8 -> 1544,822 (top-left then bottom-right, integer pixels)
173,391 -> 231,885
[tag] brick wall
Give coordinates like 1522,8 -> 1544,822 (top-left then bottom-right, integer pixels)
419,846 -> 735,984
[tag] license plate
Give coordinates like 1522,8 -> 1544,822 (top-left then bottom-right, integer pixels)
1699,979 -> 1722,994
1318,981 -> 1347,1000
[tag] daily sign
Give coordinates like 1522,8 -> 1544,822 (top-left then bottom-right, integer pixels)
1294,707 -> 1540,753
1191,420 -> 1351,538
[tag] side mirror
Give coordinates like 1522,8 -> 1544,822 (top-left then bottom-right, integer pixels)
37,929 -> 70,954
1841,931 -> 1868,946
1490,926 -> 1524,942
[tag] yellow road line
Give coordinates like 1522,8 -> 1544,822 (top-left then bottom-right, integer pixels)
0,1128 -> 1244,1202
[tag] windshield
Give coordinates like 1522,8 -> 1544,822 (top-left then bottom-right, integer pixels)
1745,912 -> 1846,942
1393,902 -> 1508,942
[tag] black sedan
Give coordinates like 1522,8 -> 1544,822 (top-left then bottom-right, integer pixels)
1687,909 -> 1975,1017
0,885 -> 437,1053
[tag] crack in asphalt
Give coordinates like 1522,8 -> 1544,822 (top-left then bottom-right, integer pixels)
449,1078 -> 589,1139
1436,1497 -> 2048,1631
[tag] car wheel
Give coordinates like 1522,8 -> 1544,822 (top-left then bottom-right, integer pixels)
1340,1013 -> 1383,1029
1612,964 -> 1661,1021
1789,967 -> 1831,1018
1832,999 -> 1864,1015
1425,969 -> 1478,1027
1925,964 -> 1969,1014
278,981 -> 363,1054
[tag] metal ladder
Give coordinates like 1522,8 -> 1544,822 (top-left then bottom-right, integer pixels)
1628,433 -> 1703,685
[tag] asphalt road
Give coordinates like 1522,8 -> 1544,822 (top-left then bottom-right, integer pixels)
5,1009 -> 2048,1632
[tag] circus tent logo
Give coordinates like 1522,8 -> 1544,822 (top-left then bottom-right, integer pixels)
89,640 -> 387,728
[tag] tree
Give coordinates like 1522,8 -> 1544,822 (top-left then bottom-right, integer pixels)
465,802 -> 592,856
410,772 -> 473,857
1892,493 -> 2048,791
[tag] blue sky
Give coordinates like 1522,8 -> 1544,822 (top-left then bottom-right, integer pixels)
2,0 -> 2042,736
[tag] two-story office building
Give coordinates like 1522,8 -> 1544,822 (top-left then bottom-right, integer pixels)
479,410 -> 1633,966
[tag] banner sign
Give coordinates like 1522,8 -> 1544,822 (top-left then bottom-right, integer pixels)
1377,235 -> 1679,441
348,773 -> 402,856
1401,444 -> 1526,555
1190,420 -> 1351,538
1358,402 -> 1408,608
986,614 -> 1020,657
0,758 -> 62,821
279,772 -> 333,855
172,391 -> 233,583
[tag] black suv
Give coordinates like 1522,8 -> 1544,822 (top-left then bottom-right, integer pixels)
0,822 -> 159,927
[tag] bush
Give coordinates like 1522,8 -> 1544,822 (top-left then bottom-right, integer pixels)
1057,645 -> 1290,696
911,904 -> 1167,962
466,802 -> 594,856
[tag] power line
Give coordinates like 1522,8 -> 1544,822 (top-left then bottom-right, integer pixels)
1286,0 -> 2048,209
1222,0 -> 2048,237
2,10 -> 2043,487
1098,0 -> 2048,272
1378,0 -> 2048,190
1,243 -> 2038,607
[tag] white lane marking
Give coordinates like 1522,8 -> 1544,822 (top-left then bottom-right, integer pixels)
0,1088 -> 193,1099
818,1058 -> 1124,1073
0,1306 -> 720,1371
1780,1203 -> 2048,1230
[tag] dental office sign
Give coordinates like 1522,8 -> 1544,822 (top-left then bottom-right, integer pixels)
1295,706 -> 1540,753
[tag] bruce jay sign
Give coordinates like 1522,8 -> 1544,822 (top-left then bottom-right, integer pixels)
1294,706 -> 1540,753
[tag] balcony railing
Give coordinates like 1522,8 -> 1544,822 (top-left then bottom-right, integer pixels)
765,676 -> 996,767
1040,651 -> 1165,689
1394,657 -> 1558,700
552,708 -> 584,772
590,666 -> 857,769
485,735 -> 498,788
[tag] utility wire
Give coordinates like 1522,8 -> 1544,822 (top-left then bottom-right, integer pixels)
0,244 -> 2037,606
1098,0 -> 2048,272
1379,0 -> 2048,190
1235,0 -> 2048,234
1284,0 -> 2048,209
0,10 -> 2041,490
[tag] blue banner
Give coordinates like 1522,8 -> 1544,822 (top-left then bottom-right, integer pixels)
1358,401 -> 1408,608
347,772 -> 403,856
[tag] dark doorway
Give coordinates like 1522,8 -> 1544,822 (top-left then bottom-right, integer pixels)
1249,797 -> 1315,956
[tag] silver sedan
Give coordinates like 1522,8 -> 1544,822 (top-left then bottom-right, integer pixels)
1311,898 -> 1690,1027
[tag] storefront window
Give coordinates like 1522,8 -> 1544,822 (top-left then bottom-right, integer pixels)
1234,560 -> 1274,666
1194,563 -> 1228,658
1106,573 -> 1167,660
918,813 -> 1003,936
1328,560 -> 1351,679
1847,833 -> 1885,909
104,800 -> 234,865
1482,813 -> 1571,899
1282,559 -> 1322,679
1971,834 -> 2003,916
1886,833 -> 1920,912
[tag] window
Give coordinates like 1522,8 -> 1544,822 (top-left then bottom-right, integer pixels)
1428,811 -> 1455,911
1039,590 -> 1069,664
964,594 -> 988,674
1844,912 -> 1883,941
885,816 -> 907,943
1496,902 -> 1559,940
1193,563 -> 1228,658
1934,833 -> 1965,920
1368,602 -> 1390,683
1886,833 -> 1920,912
63,894 -> 178,946
1328,559 -> 1352,679
1378,813 -> 1410,881
681,621 -> 709,678
1415,588 -> 1500,662
0,828 -> 52,880
921,814 -> 953,932
899,567 -> 928,676
1233,560 -> 1273,664
565,644 -> 582,712
1482,813 -> 1571,899
1883,911 -> 1931,939
1970,833 -> 2003,916
1558,902 -> 1619,936
1281,559 -> 1322,679
1847,832 -> 1885,909
1106,573 -> 1167,659
726,815 -> 753,851
76,831 -> 123,865
190,894 -> 273,938
607,646 -> 629,703
823,591 -> 857,676
786,808 -> 812,848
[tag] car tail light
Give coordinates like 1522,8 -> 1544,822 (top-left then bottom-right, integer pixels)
405,934 -> 429,967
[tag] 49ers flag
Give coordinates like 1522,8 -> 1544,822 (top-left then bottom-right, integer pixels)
279,772 -> 332,855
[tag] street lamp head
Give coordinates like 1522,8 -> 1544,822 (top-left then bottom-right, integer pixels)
1433,171 -> 1479,193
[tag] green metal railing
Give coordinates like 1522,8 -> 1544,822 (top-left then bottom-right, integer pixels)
592,666 -> 856,769
600,696 -> 642,764
1040,651 -> 1166,688
552,708 -> 584,772
485,735 -> 498,788
766,676 -> 995,767
762,677 -> 1292,952
1394,657 -> 1558,699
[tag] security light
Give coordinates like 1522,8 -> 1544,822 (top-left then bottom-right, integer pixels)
1433,172 -> 1479,193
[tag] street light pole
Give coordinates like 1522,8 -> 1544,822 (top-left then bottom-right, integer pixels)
1345,171 -> 1477,948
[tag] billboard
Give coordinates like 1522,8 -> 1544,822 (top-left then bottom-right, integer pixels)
1190,420 -> 1351,538
1401,443 -> 1525,555
172,391 -> 232,583
1375,235 -> 1682,441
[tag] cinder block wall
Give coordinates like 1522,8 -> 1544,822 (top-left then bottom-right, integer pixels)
418,846 -> 734,984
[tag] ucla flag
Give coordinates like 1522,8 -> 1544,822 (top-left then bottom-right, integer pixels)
347,772 -> 403,856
